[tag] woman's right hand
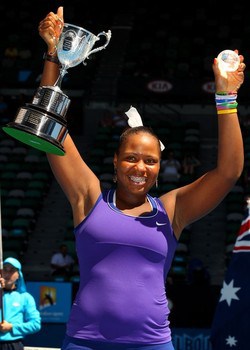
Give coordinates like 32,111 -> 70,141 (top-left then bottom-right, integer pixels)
38,6 -> 64,53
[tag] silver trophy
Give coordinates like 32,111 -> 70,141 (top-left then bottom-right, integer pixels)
3,23 -> 112,155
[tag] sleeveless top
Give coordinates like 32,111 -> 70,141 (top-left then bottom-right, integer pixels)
66,188 -> 178,344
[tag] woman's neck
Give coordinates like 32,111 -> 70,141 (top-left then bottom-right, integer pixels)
114,189 -> 148,210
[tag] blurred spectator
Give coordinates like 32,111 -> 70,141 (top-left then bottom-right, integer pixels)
4,43 -> 18,59
161,150 -> 181,182
50,243 -> 75,279
2,43 -> 19,68
182,151 -> 201,175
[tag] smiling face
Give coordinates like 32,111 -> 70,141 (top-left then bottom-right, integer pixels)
114,130 -> 161,198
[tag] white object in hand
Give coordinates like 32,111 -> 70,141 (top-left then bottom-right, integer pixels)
217,50 -> 240,72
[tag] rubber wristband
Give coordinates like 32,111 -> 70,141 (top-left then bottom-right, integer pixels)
217,109 -> 237,115
43,52 -> 60,65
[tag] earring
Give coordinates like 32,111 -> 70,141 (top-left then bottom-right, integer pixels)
113,168 -> 117,183
155,178 -> 158,188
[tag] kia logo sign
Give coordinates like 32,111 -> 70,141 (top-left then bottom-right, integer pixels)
147,80 -> 172,93
202,81 -> 215,93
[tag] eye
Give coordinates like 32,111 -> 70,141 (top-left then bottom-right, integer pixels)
126,155 -> 137,162
146,158 -> 158,165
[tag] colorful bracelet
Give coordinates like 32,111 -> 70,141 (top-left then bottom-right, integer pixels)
216,102 -> 238,110
215,93 -> 237,101
216,91 -> 237,96
215,92 -> 238,114
43,52 -> 60,65
217,109 -> 237,115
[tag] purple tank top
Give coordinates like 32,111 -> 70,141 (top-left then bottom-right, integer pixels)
67,188 -> 178,344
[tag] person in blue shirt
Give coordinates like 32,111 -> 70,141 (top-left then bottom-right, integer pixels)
0,257 -> 41,350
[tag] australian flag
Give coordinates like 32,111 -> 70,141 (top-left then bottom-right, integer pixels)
210,201 -> 250,349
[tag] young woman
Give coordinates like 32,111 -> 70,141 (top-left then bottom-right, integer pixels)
38,6 -> 245,350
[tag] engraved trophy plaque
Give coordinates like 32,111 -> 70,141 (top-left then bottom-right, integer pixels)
3,23 -> 112,155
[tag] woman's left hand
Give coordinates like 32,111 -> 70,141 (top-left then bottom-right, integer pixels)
213,49 -> 246,93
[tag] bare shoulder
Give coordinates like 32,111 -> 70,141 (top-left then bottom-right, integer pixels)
158,190 -> 178,223
158,186 -> 190,238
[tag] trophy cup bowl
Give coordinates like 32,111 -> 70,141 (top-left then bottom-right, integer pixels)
2,23 -> 112,156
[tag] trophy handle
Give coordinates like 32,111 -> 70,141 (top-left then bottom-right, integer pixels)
85,30 -> 112,60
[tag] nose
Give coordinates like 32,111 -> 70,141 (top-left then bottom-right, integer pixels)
135,160 -> 146,172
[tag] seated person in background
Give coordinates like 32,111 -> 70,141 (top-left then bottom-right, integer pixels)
161,150 -> 181,182
50,243 -> 75,278
182,151 -> 201,175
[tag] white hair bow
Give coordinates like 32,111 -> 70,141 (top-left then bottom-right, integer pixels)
125,106 -> 165,151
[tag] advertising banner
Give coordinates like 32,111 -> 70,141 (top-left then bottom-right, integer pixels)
27,281 -> 72,323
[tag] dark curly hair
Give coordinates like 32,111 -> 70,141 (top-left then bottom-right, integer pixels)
116,126 -> 162,155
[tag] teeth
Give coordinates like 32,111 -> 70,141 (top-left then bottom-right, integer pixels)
130,176 -> 146,183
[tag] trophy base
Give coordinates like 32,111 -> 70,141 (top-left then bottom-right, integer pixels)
2,106 -> 68,156
2,125 -> 65,156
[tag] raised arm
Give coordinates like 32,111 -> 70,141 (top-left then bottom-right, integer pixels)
38,7 -> 101,225
162,52 -> 245,237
